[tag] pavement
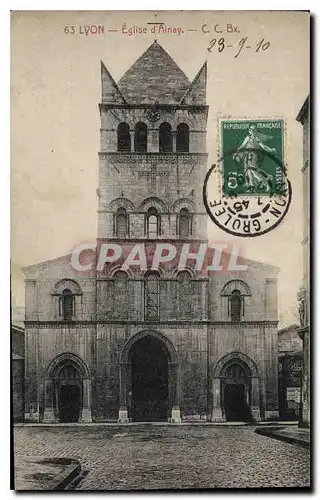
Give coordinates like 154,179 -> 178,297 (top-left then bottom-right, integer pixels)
15,420 -> 298,427
255,425 -> 310,448
13,456 -> 81,491
13,424 -> 311,490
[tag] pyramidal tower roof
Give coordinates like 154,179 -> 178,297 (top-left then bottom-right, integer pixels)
117,41 -> 191,105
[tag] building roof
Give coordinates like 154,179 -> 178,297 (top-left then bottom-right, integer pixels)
296,96 -> 309,124
278,324 -> 300,336
117,41 -> 191,105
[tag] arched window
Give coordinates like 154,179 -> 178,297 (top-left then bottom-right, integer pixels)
178,208 -> 191,238
144,271 -> 160,321
146,207 -> 160,238
221,280 -> 250,322
230,289 -> 242,322
114,270 -> 128,280
159,122 -> 173,152
134,122 -> 147,152
115,207 -> 129,237
177,270 -> 191,282
177,271 -> 192,319
176,123 -> 189,152
113,270 -> 128,319
59,289 -> 74,320
58,363 -> 80,380
224,363 -> 247,382
117,122 -> 131,152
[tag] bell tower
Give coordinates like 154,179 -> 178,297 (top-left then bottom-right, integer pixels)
98,40 -> 208,243
96,41 -> 209,423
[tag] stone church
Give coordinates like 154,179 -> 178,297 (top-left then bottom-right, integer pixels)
23,41 -> 279,424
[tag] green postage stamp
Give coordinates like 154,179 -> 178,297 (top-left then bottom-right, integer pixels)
220,119 -> 286,196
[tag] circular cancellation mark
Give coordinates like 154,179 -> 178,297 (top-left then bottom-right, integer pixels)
203,148 -> 292,238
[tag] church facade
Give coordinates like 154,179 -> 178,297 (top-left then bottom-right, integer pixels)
23,42 -> 279,424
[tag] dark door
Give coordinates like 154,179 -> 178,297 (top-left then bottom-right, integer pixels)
224,384 -> 250,421
131,336 -> 169,422
59,385 -> 81,422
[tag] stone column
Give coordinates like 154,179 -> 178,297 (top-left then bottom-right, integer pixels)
130,131 -> 135,152
169,363 -> 181,423
172,131 -> 177,153
265,278 -> 278,321
43,379 -> 55,423
81,378 -> 92,423
148,129 -> 158,152
118,363 -> 129,423
211,377 -> 224,421
251,377 -> 261,422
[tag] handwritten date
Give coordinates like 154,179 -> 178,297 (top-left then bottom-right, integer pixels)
207,37 -> 271,58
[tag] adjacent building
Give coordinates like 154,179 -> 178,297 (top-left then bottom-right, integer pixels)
296,96 -> 310,428
11,290 -> 25,423
23,42 -> 280,424
278,324 -> 303,421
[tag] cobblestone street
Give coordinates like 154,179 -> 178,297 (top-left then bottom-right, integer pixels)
14,425 -> 310,490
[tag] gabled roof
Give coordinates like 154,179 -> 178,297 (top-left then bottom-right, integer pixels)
181,62 -> 207,105
117,41 -> 191,104
218,250 -> 280,274
101,61 -> 127,104
22,253 -> 73,273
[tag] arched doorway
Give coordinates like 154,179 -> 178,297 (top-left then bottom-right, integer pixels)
130,336 -> 169,422
43,353 -> 92,423
56,363 -> 82,422
211,352 -> 261,422
221,362 -> 252,421
118,330 -> 181,423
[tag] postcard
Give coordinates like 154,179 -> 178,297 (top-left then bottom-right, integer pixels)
11,10 -> 310,490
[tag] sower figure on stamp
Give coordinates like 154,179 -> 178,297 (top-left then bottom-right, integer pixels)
233,125 -> 276,192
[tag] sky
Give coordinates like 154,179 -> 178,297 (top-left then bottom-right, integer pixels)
11,10 -> 309,327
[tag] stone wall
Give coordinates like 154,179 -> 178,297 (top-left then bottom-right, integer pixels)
94,323 -> 208,422
296,96 -> 310,428
12,357 -> 24,422
278,325 -> 302,354
209,323 -> 278,420
24,324 -> 95,422
22,45 -> 280,424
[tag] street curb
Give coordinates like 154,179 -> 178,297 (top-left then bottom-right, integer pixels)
255,427 -> 310,449
15,457 -> 81,491
14,420 -> 298,428
50,458 -> 82,491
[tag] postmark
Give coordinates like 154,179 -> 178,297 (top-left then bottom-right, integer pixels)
203,173 -> 291,237
220,119 -> 285,196
203,118 -> 291,237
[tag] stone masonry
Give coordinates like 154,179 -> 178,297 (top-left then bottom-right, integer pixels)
23,41 -> 280,424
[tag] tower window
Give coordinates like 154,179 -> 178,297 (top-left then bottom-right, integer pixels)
59,289 -> 74,320
178,208 -> 191,238
146,208 -> 160,238
134,122 -> 147,152
117,122 -> 131,152
115,207 -> 129,238
176,123 -> 189,152
177,270 -> 192,319
113,270 -> 128,319
230,289 -> 242,322
144,271 -> 160,321
159,122 -> 173,152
